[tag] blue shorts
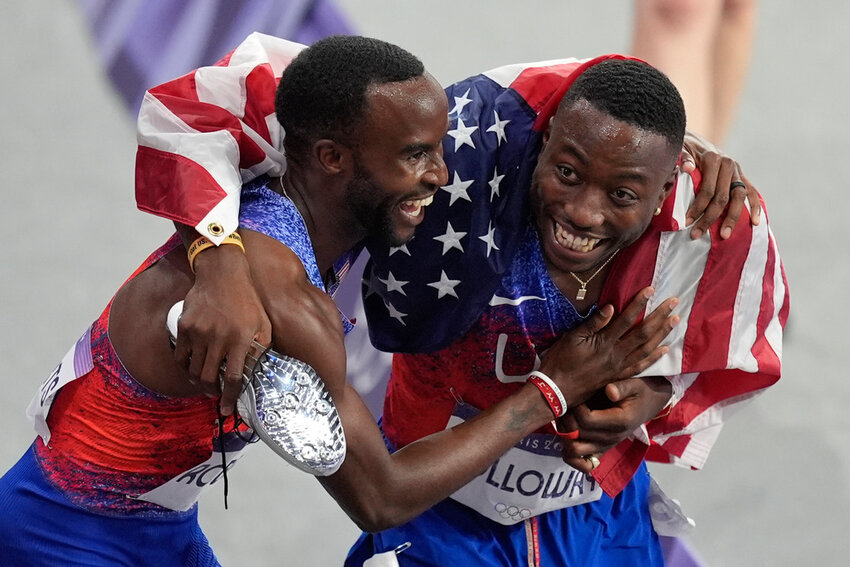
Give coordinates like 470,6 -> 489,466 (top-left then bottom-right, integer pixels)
346,462 -> 662,567
0,444 -> 221,566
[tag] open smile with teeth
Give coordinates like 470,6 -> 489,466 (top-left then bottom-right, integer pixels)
400,194 -> 435,217
554,222 -> 602,253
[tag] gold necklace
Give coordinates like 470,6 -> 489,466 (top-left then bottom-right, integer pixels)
279,176 -> 334,288
568,249 -> 619,301
279,176 -> 307,223
278,175 -> 290,199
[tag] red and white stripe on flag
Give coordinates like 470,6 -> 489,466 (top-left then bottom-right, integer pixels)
135,33 -> 299,242
591,172 -> 788,495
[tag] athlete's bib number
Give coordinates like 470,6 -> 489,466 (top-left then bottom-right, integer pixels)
448,404 -> 602,525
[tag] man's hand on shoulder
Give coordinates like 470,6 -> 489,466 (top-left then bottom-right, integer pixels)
681,131 -> 761,240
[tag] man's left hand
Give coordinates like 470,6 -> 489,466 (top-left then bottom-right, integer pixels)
680,132 -> 761,240
558,376 -> 672,474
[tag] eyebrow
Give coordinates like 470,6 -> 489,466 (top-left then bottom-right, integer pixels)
558,138 -> 658,180
401,142 -> 437,155
614,171 -> 651,183
556,143 -> 589,166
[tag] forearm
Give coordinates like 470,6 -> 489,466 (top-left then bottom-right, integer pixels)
172,226 -> 270,406
320,382 -> 553,532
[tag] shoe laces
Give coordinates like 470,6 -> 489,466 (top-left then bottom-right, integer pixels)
215,402 -> 259,510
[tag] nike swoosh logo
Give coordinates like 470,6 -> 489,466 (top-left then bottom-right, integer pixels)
489,295 -> 546,307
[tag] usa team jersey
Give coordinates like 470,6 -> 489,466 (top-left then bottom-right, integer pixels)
24,178 -> 354,515
381,224 -> 586,448
27,235 -> 228,515
132,33 -> 789,498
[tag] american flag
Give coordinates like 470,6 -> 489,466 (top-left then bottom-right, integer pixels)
132,34 -> 789,496
362,56 -> 630,353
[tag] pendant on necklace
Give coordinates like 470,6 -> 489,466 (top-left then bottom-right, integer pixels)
568,249 -> 621,303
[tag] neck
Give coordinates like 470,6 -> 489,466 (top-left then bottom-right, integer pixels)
279,172 -> 364,275
547,249 -> 619,311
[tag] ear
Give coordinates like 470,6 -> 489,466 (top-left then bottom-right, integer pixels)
656,165 -> 679,209
541,117 -> 554,149
313,139 -> 353,175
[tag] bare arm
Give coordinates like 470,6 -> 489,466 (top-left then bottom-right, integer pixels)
243,229 -> 678,531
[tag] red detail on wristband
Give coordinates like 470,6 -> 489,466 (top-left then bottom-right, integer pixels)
529,375 -> 565,418
550,420 -> 580,439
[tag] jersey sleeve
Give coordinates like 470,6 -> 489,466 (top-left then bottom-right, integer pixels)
134,32 -> 300,243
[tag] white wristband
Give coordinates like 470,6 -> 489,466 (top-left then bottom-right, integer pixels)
528,370 -> 568,418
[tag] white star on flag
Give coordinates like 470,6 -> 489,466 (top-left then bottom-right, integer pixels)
433,221 -> 467,255
384,301 -> 407,325
378,271 -> 409,295
388,243 -> 411,256
449,88 -> 473,115
489,168 -> 505,202
479,221 -> 500,257
440,172 -> 474,205
427,270 -> 462,299
447,116 -> 478,151
486,110 -> 510,145
362,275 -> 378,298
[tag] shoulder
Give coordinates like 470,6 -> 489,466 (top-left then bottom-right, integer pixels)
240,181 -> 327,289
240,229 -> 346,382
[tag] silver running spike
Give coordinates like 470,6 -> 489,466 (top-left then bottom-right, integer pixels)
166,301 -> 346,476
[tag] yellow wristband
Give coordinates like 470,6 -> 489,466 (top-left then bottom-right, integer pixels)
187,232 -> 245,273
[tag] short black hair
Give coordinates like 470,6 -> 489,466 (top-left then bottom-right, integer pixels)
276,35 -> 425,160
560,59 -> 686,150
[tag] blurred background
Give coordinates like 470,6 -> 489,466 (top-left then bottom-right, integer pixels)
1,1 -> 848,565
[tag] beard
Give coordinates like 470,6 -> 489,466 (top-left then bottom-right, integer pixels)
343,166 -> 411,247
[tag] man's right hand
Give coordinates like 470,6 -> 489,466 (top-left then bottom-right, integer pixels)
176,241 -> 271,415
538,287 -> 679,410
